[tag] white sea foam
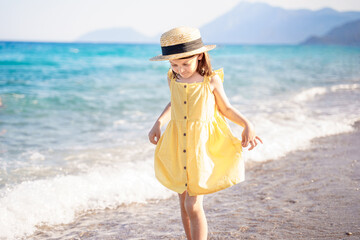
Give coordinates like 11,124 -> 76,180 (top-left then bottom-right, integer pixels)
232,82 -> 360,163
330,83 -> 360,91
241,112 -> 354,163
293,87 -> 327,102
12,93 -> 25,99
294,83 -> 360,102
0,159 -> 174,239
113,119 -> 127,126
69,48 -> 79,53
29,151 -> 45,161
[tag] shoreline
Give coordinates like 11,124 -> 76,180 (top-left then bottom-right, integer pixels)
32,125 -> 360,239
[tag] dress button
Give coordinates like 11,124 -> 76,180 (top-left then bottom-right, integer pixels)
185,183 -> 187,187
183,133 -> 186,136
184,101 -> 187,104
184,116 -> 187,119
184,166 -> 186,170
184,85 -> 187,88
183,149 -> 186,153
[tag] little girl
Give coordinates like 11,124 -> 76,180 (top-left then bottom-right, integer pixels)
148,26 -> 262,240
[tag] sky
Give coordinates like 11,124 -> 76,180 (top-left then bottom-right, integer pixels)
1,0 -> 360,42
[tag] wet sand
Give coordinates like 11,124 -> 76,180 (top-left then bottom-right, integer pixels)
33,123 -> 360,240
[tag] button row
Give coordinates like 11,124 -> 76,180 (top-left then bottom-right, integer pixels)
184,84 -> 188,189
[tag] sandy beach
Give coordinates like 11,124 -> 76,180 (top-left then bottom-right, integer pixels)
31,122 -> 360,240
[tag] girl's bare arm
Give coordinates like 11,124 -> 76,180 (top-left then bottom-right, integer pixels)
210,74 -> 262,150
148,76 -> 172,145
148,102 -> 171,145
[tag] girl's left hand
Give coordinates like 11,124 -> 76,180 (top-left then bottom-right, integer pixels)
241,123 -> 263,151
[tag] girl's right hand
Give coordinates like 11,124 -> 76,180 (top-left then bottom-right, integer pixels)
148,121 -> 161,145
241,122 -> 263,151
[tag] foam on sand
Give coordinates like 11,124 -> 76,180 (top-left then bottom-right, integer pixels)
0,159 -> 173,239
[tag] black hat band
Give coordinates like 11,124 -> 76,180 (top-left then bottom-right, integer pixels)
161,38 -> 204,56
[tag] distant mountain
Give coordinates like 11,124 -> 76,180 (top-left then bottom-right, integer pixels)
200,2 -> 360,44
301,19 -> 360,45
75,27 -> 158,43
74,2 -> 360,45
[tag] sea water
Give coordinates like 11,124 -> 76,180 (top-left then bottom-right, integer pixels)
0,42 -> 359,239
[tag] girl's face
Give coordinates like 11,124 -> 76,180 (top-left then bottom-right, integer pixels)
169,54 -> 203,79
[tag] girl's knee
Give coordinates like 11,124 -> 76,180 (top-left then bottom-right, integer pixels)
184,196 -> 203,216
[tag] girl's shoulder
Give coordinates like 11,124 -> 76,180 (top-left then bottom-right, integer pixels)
208,68 -> 225,92
209,68 -> 224,83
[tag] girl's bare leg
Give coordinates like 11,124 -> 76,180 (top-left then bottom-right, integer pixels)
178,192 -> 192,240
178,191 -> 208,240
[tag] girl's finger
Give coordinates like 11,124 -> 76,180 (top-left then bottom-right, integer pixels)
248,141 -> 255,150
149,133 -> 157,145
256,136 -> 263,144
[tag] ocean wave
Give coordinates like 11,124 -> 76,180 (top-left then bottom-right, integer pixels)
243,114 -> 355,162
237,83 -> 360,162
293,83 -> 360,102
0,159 -> 173,239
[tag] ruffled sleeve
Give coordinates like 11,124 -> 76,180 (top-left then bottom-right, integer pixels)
211,68 -> 224,83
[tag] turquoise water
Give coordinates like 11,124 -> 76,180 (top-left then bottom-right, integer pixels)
0,41 -> 360,238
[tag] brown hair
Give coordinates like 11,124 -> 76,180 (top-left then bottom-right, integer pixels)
171,52 -> 213,79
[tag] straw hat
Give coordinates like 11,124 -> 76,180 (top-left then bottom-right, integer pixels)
149,26 -> 216,61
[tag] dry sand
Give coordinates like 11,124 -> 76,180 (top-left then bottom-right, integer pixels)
33,123 -> 360,240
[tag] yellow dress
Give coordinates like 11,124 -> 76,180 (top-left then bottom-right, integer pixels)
154,68 -> 245,196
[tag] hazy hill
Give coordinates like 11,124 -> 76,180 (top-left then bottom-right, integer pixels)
75,27 -> 157,43
200,2 -> 360,44
75,2 -> 360,44
302,19 -> 360,45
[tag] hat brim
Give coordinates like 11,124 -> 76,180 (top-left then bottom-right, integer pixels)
149,45 -> 216,61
